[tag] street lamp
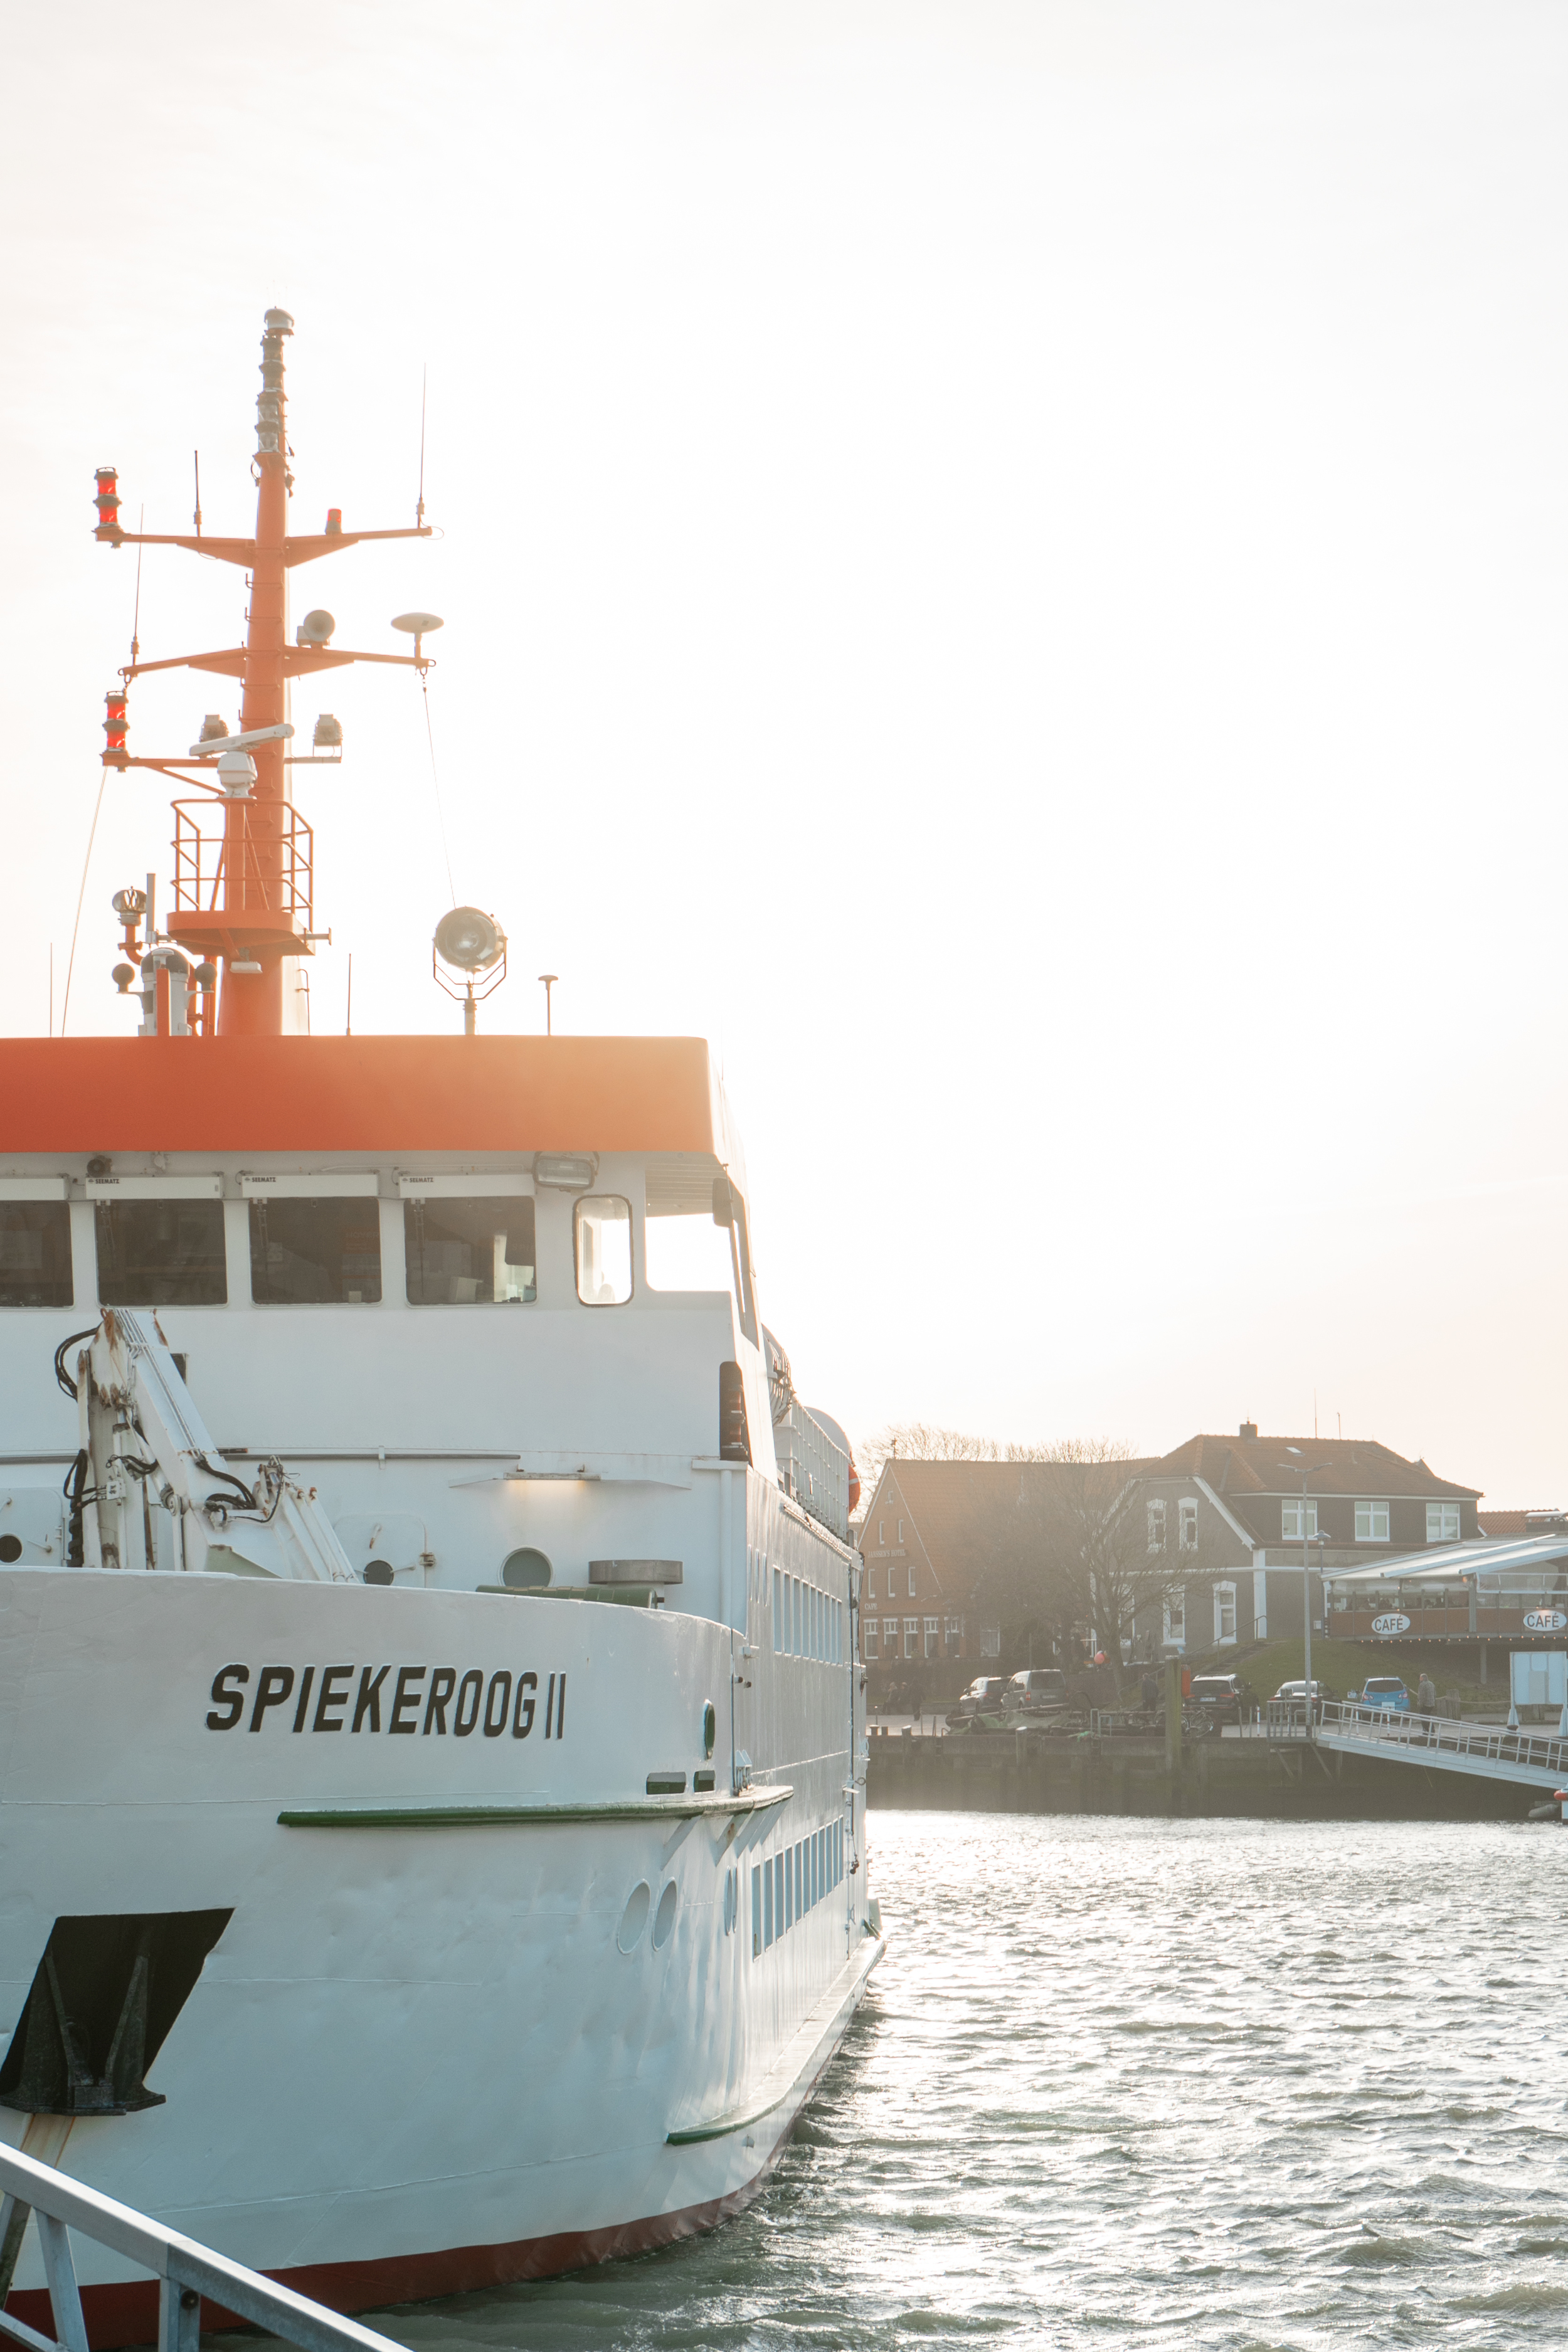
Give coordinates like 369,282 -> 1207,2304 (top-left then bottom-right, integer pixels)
1285,1446 -> 1334,1735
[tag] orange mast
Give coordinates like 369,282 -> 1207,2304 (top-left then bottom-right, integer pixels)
93,309 -> 434,1039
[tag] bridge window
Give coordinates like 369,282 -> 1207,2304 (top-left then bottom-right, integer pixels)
405,1197 -> 535,1304
251,1199 -> 382,1303
1355,1500 -> 1390,1542
1281,1501 -> 1318,1541
575,1196 -> 632,1306
0,1199 -> 73,1308
1426,1502 -> 1461,1543
95,1197 -> 226,1306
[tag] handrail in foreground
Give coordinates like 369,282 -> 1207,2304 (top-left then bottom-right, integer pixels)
0,2140 -> 407,2352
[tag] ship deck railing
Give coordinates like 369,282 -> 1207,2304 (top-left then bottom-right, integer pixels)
0,2139 -> 406,2352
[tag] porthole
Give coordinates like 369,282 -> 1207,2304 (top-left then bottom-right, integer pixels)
502,1547 -> 552,1589
363,1559 -> 394,1586
653,1880 -> 679,1951
702,1700 -> 716,1759
0,1535 -> 21,1564
617,1881 -> 651,1954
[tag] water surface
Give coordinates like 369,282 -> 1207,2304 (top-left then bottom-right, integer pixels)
340,1813 -> 1568,2348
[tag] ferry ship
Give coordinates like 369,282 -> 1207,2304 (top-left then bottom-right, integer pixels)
0,309 -> 880,2345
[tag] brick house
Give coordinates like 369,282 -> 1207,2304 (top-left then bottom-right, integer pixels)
856,1459 -> 1026,1692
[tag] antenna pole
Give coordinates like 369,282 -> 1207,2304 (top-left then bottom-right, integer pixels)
193,451 -> 202,537
49,944 -> 53,1039
130,509 -> 144,665
416,366 -> 426,527
539,973 -> 557,1036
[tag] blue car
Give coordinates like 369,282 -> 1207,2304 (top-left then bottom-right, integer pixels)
1354,1675 -> 1411,1712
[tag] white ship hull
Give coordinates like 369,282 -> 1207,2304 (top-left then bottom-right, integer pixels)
0,1566 -> 877,2339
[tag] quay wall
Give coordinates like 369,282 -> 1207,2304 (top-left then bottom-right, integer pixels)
866,1730 -> 1537,1823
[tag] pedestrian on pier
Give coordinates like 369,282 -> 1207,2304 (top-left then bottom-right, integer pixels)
1417,1670 -> 1436,1714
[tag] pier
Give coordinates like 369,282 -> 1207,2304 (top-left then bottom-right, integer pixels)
865,1717 -> 1555,1822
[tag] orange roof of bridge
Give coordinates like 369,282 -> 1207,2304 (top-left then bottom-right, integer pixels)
0,1036 -> 724,1157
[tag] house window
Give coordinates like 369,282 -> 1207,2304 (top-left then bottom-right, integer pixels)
946,1616 -> 962,1648
1281,1501 -> 1319,1541
1179,1500 -> 1198,1552
924,1617 -> 939,1659
866,1565 -> 876,1598
903,1618 -> 918,1659
864,1618 -> 877,1661
898,1519 -> 904,1544
908,1564 -> 916,1597
980,1626 -> 1001,1658
878,1520 -> 885,1545
1355,1501 -> 1390,1543
882,1618 -> 898,1654
1426,1503 -> 1461,1543
1164,1592 -> 1185,1647
1147,1499 -> 1167,1552
1214,1582 -> 1236,1643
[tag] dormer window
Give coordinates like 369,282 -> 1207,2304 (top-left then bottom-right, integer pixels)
1281,1501 -> 1318,1541
1147,1499 -> 1167,1552
1426,1502 -> 1461,1543
1179,1500 -> 1198,1552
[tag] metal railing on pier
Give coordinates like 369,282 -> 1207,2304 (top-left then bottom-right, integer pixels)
1263,1698 -> 1568,1790
0,2141 -> 406,2352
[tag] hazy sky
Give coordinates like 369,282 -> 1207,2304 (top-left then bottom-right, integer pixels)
4,3 -> 1564,1504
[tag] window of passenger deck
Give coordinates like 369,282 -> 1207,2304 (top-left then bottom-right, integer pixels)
93,1180 -> 226,1306
575,1196 -> 632,1306
0,1188 -> 73,1308
248,1194 -> 383,1303
404,1196 -> 535,1304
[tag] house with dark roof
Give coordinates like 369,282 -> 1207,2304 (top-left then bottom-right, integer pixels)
1131,1424 -> 1483,1658
857,1426 -> 1486,1686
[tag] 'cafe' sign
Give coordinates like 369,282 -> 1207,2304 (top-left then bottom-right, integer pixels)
1371,1613 -> 1411,1636
1523,1608 -> 1568,1634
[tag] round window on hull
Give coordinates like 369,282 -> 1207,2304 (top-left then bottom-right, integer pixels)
617,1882 -> 651,1954
502,1547 -> 553,1589
363,1560 -> 395,1586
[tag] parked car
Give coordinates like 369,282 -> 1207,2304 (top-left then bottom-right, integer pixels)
1004,1668 -> 1069,1714
1271,1680 -> 1333,1703
1352,1676 -> 1410,1712
1189,1672 -> 1253,1726
945,1677 -> 1007,1727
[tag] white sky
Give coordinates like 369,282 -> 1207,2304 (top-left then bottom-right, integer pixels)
3,3 -> 1564,1505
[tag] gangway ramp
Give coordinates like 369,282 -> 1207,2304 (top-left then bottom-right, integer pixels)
1303,1700 -> 1568,1793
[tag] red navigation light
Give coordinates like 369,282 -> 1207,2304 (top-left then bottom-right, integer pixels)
325,508 -> 342,536
102,689 -> 128,765
93,466 -> 122,541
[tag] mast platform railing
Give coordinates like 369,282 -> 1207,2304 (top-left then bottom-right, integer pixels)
172,800 -> 313,928
0,2140 -> 406,2352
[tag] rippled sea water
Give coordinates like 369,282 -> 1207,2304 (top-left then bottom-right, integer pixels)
334,1813 -> 1568,2350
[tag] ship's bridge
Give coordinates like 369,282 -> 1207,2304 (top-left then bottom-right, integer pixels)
0,1035 -> 852,1602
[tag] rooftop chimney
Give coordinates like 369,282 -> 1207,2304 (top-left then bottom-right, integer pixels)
1239,1421 -> 1258,1441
